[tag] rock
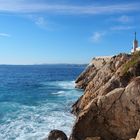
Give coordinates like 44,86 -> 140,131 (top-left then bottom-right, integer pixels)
71,77 -> 140,140
70,53 -> 140,140
129,129 -> 140,140
73,53 -> 131,116
70,88 -> 125,140
46,130 -> 68,140
90,56 -> 111,69
75,64 -> 97,90
75,56 -> 112,90
136,129 -> 140,140
85,137 -> 101,140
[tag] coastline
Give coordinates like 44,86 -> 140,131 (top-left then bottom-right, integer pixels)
47,52 -> 140,140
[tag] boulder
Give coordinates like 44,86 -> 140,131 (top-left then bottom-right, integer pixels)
46,130 -> 67,140
70,77 -> 140,140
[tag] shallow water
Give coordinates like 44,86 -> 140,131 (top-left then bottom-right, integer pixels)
0,65 -> 85,140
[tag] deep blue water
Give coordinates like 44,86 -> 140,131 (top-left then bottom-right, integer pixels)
0,65 -> 85,140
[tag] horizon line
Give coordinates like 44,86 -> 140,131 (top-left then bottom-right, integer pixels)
0,63 -> 88,66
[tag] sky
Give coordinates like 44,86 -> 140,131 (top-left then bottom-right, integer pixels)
0,0 -> 140,64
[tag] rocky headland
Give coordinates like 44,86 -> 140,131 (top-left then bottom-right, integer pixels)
47,52 -> 140,140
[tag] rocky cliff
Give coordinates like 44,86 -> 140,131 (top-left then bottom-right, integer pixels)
70,52 -> 140,140
47,52 -> 140,140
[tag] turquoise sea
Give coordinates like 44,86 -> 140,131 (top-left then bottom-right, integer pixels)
0,65 -> 85,140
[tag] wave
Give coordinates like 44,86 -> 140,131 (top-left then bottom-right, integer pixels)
0,101 -> 75,140
41,80 -> 75,89
57,81 -> 75,89
0,80 -> 82,140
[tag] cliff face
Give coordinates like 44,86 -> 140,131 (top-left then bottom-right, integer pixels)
70,52 -> 140,140
75,56 -> 111,90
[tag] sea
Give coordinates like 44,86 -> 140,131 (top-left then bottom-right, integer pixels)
0,64 -> 85,140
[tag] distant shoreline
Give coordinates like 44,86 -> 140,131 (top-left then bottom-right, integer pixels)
0,64 -> 88,66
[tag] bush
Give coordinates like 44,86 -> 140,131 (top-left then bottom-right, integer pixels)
122,51 -> 140,75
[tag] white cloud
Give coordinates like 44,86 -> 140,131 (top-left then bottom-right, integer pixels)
0,1 -> 139,15
27,15 -> 48,29
117,15 -> 132,23
0,33 -> 10,37
35,17 -> 47,27
90,32 -> 105,43
110,25 -> 135,31
110,15 -> 133,23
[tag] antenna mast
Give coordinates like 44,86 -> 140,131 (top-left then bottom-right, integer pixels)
135,32 -> 137,40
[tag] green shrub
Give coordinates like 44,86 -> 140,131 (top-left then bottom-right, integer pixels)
122,51 -> 140,75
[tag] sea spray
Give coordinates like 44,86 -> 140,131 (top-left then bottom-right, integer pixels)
0,65 -> 85,140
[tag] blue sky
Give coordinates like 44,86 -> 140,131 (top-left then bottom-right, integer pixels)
0,0 -> 140,64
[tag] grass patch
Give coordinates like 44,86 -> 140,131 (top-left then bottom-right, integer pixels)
122,51 -> 140,75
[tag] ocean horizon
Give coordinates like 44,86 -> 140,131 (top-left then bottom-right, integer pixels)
0,64 -> 85,140
0,64 -> 88,66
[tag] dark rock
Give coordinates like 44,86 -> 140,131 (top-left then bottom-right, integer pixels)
46,130 -> 68,140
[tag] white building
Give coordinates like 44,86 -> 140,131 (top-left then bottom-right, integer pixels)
131,32 -> 140,53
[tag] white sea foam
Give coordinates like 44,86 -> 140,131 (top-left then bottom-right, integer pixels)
58,91 -> 65,94
51,91 -> 65,95
57,81 -> 75,89
0,80 -> 82,140
42,80 -> 75,89
0,102 -> 75,140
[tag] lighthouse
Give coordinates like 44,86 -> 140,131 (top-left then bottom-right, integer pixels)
131,32 -> 140,53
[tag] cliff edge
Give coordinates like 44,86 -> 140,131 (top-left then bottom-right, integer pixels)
70,52 -> 140,140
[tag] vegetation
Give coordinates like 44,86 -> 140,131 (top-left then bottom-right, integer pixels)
122,51 -> 140,75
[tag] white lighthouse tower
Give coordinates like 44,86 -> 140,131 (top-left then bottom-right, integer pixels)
131,32 -> 140,53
